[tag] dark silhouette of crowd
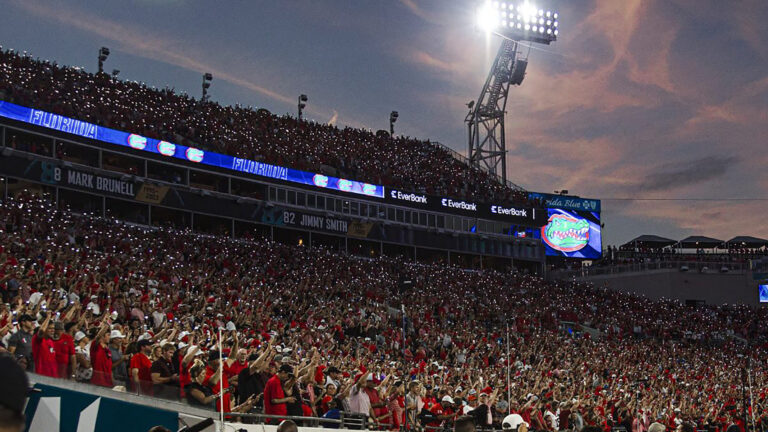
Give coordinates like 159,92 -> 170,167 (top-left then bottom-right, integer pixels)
0,48 -> 533,206
1,192 -> 767,432
590,246 -> 767,270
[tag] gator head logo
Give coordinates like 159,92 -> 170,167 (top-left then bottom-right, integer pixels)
541,214 -> 589,252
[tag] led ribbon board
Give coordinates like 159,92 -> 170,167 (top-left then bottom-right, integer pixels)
0,101 -> 384,198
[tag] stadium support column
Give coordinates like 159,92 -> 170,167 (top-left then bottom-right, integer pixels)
466,38 -> 527,187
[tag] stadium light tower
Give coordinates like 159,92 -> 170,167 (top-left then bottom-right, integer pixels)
466,0 -> 559,185
202,73 -> 213,102
97,47 -> 110,74
298,94 -> 308,120
389,111 -> 399,136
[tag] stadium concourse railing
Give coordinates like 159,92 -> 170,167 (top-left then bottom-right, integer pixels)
26,372 -> 455,432
550,260 -> 751,280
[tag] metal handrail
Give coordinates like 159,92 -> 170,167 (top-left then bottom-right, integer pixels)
550,260 -> 750,280
225,412 -> 342,424
220,411 -> 374,429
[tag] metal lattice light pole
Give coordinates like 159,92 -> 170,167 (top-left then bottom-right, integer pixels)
97,47 -> 110,74
298,94 -> 308,120
202,73 -> 213,101
389,111 -> 399,136
467,1 -> 559,185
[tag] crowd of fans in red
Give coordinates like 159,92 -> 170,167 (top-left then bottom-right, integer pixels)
0,48 -> 532,205
1,193 -> 767,432
1,47 -> 768,432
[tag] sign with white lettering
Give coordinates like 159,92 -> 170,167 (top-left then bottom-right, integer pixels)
490,205 -> 531,218
389,189 -> 429,204
62,169 -> 135,197
0,158 -> 137,198
25,383 -> 177,432
528,192 -> 601,212
281,210 -> 349,234
386,189 -> 546,226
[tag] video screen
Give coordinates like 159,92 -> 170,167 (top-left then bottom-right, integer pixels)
759,285 -> 768,303
541,208 -> 602,259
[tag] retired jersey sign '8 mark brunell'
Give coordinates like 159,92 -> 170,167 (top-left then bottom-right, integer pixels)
33,161 -> 138,198
65,170 -> 135,197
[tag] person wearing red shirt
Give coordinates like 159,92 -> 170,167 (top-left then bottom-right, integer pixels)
90,323 -> 113,388
52,322 -> 76,379
178,344 -> 201,399
264,364 -> 295,420
226,348 -> 248,396
364,378 -> 391,426
31,315 -> 58,378
131,340 -> 154,395
387,381 -> 405,431
227,348 -> 249,377
320,382 -> 337,415
204,350 -> 232,413
429,396 -> 456,429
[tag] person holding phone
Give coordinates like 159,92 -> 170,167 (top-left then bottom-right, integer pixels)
264,364 -> 295,422
187,364 -> 225,408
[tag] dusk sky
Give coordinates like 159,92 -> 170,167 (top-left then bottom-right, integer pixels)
1,0 -> 766,247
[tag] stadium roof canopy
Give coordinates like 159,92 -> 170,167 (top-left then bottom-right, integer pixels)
621,235 -> 677,248
722,236 -> 768,248
676,235 -> 724,249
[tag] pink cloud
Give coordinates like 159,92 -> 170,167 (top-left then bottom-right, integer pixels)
407,49 -> 457,73
398,0 -> 441,25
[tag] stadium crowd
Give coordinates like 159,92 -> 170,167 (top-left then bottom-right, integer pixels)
0,48 -> 534,206
1,192 -> 768,432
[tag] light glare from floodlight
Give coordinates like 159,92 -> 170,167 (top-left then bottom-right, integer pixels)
521,2 -> 537,19
476,0 -> 559,43
477,2 -> 499,32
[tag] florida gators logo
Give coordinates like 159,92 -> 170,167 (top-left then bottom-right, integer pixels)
541,214 -> 589,252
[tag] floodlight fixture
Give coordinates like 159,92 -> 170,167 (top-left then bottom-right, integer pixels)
475,0 -> 559,45
468,1 -> 559,184
98,47 -> 110,74
202,73 -> 213,101
389,111 -> 399,135
298,94 -> 308,120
